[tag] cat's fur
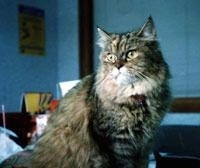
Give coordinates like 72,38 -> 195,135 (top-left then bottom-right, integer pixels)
31,17 -> 171,168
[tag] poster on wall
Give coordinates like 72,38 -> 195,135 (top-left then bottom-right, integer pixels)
19,5 -> 45,56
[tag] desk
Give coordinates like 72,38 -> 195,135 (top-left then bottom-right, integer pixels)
0,112 -> 36,148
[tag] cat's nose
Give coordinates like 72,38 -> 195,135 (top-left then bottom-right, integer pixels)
115,60 -> 124,69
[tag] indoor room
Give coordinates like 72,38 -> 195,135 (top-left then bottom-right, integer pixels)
0,0 -> 200,167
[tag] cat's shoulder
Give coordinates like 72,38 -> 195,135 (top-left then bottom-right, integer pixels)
78,74 -> 95,89
52,74 -> 95,121
60,74 -> 95,102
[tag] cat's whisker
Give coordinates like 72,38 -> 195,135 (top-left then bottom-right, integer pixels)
137,72 -> 151,82
95,74 -> 108,86
132,71 -> 148,82
132,68 -> 154,85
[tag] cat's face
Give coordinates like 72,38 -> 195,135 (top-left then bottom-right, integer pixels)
97,17 -> 167,87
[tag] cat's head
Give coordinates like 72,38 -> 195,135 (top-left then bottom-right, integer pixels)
97,16 -> 169,87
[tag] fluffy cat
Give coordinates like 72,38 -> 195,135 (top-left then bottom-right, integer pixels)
31,16 -> 171,168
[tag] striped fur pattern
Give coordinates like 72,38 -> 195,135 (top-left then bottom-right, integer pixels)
31,17 -> 171,168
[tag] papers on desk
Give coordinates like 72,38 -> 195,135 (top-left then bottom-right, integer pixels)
58,80 -> 80,97
21,92 -> 53,114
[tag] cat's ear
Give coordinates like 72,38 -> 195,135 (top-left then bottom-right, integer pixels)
137,16 -> 157,40
97,27 -> 111,48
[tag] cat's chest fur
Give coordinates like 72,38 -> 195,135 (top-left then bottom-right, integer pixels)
92,93 -> 150,144
91,92 -> 152,167
92,70 -> 154,142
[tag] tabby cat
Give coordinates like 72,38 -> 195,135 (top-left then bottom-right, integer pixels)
31,16 -> 171,168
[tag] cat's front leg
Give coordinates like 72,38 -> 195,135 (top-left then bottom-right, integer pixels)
109,142 -> 150,168
113,159 -> 136,168
136,157 -> 149,168
108,141 -> 138,168
136,149 -> 150,168
113,153 -> 148,168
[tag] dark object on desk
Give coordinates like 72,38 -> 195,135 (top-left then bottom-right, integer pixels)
154,125 -> 200,168
154,125 -> 200,156
0,112 -> 36,148
154,152 -> 200,168
154,97 -> 200,168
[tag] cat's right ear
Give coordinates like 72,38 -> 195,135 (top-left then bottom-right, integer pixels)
137,16 -> 157,40
97,27 -> 111,48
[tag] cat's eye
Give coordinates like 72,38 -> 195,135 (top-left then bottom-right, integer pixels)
126,50 -> 138,61
105,54 -> 117,63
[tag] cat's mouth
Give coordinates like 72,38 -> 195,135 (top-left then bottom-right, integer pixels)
115,73 -> 138,86
110,67 -> 139,86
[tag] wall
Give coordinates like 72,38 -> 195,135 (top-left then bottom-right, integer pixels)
93,0 -> 200,97
0,0 -> 58,112
0,0 -> 79,112
57,0 -> 79,83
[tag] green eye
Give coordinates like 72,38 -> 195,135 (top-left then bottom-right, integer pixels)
126,50 -> 138,61
105,54 -> 117,63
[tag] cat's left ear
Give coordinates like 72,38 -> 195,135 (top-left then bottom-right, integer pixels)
97,27 -> 111,48
137,16 -> 157,40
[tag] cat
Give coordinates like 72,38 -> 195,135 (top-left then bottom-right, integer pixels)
31,16 -> 171,168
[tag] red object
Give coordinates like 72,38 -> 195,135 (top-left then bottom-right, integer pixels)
49,99 -> 59,112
